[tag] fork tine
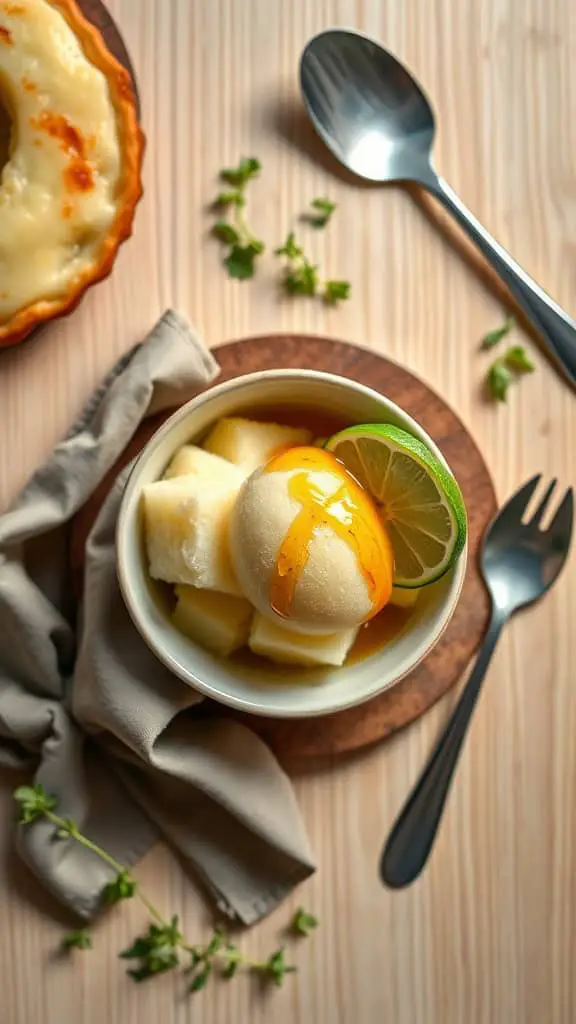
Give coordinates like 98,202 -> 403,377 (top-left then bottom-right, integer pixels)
528,478 -> 557,527
546,488 -> 574,544
499,474 -> 542,524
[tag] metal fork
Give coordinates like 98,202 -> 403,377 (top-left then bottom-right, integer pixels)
380,475 -> 574,888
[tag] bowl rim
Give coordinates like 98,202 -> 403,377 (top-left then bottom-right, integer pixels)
117,368 -> 468,718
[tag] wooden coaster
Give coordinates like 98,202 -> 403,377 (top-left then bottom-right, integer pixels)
70,334 -> 497,761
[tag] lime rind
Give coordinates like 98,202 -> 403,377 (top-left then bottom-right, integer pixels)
326,424 -> 467,588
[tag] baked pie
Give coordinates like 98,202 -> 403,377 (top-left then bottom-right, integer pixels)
0,0 -> 144,346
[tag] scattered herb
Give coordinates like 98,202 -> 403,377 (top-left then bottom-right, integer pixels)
306,196 -> 336,228
504,345 -> 535,374
104,870 -> 137,905
212,158 -> 264,280
275,232 -> 350,304
324,280 -> 351,305
14,785 -> 315,997
14,784 -> 57,823
61,929 -> 92,952
264,948 -> 297,987
480,316 -> 514,350
292,907 -> 319,937
487,359 -> 513,402
486,343 -> 536,402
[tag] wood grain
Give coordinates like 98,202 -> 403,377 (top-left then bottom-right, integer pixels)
0,1 -> 575,1023
69,333 -> 497,758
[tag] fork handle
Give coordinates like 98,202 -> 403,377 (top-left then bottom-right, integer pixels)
429,175 -> 576,387
380,612 -> 504,888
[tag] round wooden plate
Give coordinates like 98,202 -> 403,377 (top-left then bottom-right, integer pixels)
70,334 -> 497,761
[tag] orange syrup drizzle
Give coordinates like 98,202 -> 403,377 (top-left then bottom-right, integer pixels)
265,448 -> 392,620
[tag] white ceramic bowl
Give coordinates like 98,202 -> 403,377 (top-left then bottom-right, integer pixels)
117,370 -> 467,718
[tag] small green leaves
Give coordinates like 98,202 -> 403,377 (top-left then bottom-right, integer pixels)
480,316 -> 515,350
283,259 -> 320,296
120,918 -> 182,982
14,784 -> 58,824
188,962 -> 212,992
61,929 -> 92,952
275,227 -> 350,304
308,196 -> 336,228
323,280 -> 351,305
504,345 -> 535,373
214,191 -> 245,208
220,157 -> 261,188
222,944 -> 241,979
224,243 -> 263,280
212,158 -> 264,280
487,360 -> 512,401
275,231 -> 303,261
291,907 -> 319,937
264,948 -> 297,987
104,870 -> 137,905
212,221 -> 240,245
14,784 -> 309,997
486,345 -> 536,401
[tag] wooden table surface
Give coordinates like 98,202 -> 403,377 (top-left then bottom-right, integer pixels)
1,1 -> 575,1021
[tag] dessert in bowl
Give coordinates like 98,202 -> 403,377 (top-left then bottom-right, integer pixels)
117,370 -> 467,718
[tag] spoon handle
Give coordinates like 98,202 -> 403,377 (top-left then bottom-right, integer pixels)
380,613 -> 503,889
430,175 -> 576,387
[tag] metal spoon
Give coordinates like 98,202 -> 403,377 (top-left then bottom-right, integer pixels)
380,475 -> 573,887
300,29 -> 576,387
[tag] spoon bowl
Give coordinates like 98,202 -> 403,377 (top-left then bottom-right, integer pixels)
301,30 -> 436,183
300,28 -> 576,386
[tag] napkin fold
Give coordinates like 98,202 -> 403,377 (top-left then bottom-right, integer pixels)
0,310 -> 315,924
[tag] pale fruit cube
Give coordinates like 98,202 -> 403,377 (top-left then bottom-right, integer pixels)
173,586 -> 253,657
389,586 -> 420,609
164,444 -> 247,484
143,476 -> 243,595
203,417 -> 312,472
249,613 -> 358,667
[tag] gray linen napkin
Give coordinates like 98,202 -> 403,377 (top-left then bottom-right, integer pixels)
0,310 -> 315,925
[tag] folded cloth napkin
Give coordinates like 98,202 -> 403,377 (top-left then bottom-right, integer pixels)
0,310 -> 315,925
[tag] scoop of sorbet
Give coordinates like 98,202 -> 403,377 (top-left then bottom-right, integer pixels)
229,446 -> 394,635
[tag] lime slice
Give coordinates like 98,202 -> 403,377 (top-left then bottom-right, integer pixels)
325,424 -> 467,587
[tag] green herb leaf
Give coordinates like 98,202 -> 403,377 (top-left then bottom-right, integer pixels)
205,929 -> 224,956
214,190 -> 244,207
222,943 -> 241,979
220,157 -> 261,188
275,231 -> 303,260
120,920 -> 181,981
505,345 -> 535,374
14,784 -> 58,824
264,948 -> 297,987
309,196 -> 336,227
61,929 -> 92,952
188,962 -> 212,993
480,316 -> 514,350
487,359 -> 513,402
283,259 -> 319,296
212,221 -> 241,245
323,280 -> 351,304
224,243 -> 261,280
292,907 -> 319,936
104,870 -> 137,905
